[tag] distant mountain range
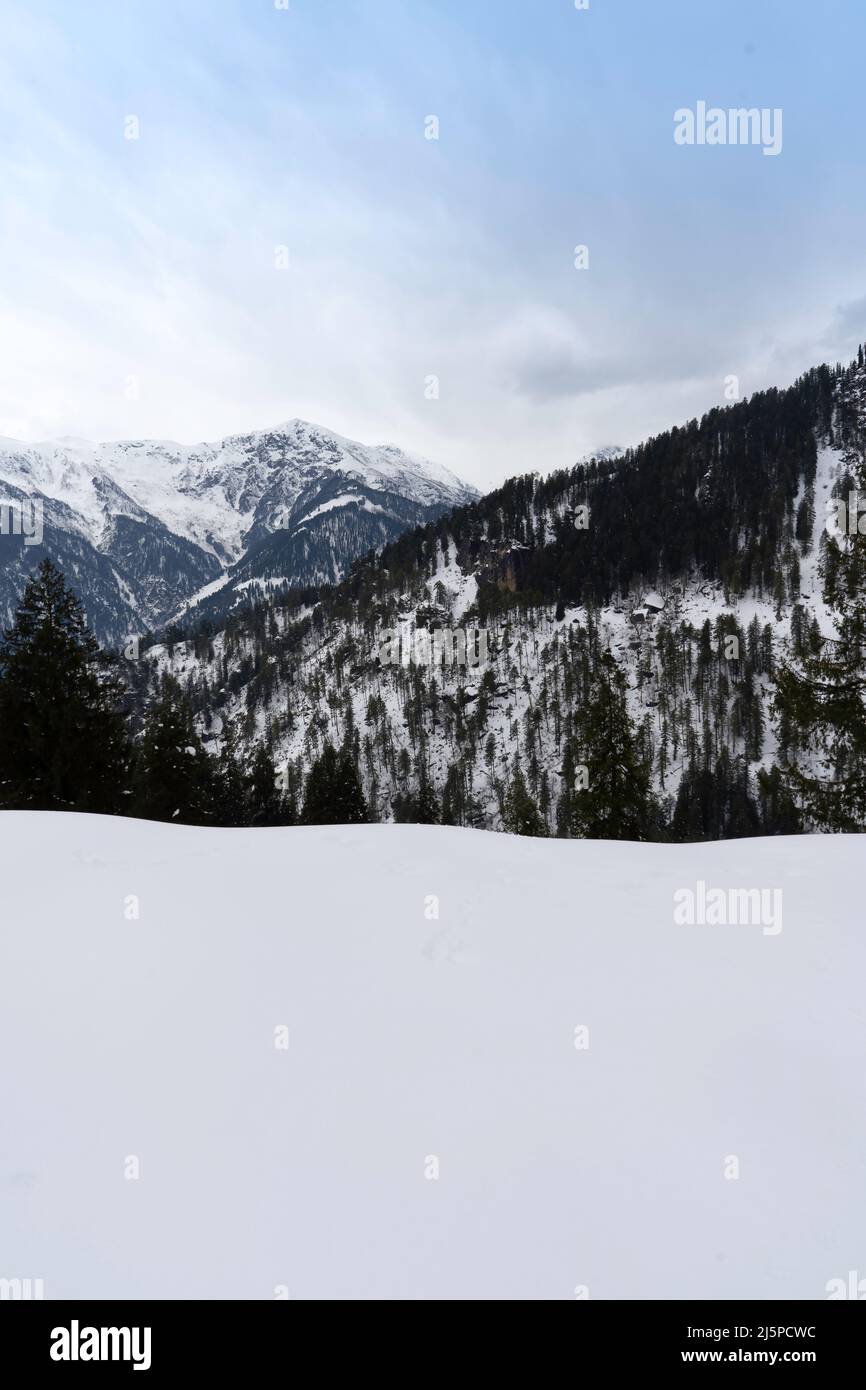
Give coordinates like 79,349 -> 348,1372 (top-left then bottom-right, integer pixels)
0,421 -> 478,644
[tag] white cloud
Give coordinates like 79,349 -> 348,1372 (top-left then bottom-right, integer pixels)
0,0 -> 864,493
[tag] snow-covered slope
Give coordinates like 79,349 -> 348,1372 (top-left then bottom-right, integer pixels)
0,422 -> 478,644
1,812 -> 863,1299
141,438 -> 850,831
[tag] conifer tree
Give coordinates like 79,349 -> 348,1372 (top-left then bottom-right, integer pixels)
774,512 -> 866,829
503,765 -> 546,836
440,761 -> 463,826
300,742 -> 368,825
248,741 -> 288,826
130,676 -> 214,824
415,777 -> 441,825
563,653 -> 654,839
756,765 -> 802,835
213,719 -> 248,826
0,560 -> 129,813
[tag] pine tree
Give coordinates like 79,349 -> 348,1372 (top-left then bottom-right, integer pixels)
130,676 -> 215,824
555,738 -> 581,836
565,653 -> 654,839
670,750 -> 760,841
774,527 -> 866,829
213,719 -> 248,826
300,742 -> 368,825
774,627 -> 866,829
414,772 -> 439,822
0,560 -> 129,812
415,779 -> 441,825
756,765 -> 802,835
248,742 -> 287,826
503,766 -> 546,836
440,761 -> 464,826
671,757 -> 710,840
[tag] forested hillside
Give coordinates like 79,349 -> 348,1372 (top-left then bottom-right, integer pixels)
2,350 -> 865,841
124,350 -> 866,839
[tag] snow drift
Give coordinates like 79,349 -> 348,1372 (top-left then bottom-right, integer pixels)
1,814 -> 863,1300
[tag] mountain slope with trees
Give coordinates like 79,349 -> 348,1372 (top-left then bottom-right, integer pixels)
126,348 -> 866,839
3,349 -> 866,840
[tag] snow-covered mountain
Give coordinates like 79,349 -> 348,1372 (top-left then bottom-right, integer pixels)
135,349 -> 866,836
0,422 -> 478,644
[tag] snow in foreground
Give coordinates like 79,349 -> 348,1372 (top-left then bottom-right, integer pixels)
1,814 -> 864,1300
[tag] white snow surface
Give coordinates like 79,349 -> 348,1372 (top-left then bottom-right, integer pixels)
1,812 -> 864,1300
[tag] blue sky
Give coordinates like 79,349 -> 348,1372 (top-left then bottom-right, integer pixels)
1,0 -> 865,489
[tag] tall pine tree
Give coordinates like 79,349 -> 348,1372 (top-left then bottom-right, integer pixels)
560,652 -> 654,840
503,765 -> 546,836
300,742 -> 368,825
774,508 -> 866,829
248,741 -> 292,826
0,560 -> 129,813
130,676 -> 215,824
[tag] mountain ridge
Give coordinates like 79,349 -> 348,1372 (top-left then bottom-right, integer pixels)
133,347 -> 866,838
0,420 -> 479,643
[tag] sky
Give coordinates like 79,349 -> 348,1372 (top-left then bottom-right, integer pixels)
1,0 -> 865,493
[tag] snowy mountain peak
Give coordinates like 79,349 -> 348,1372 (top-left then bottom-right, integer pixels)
577,444 -> 624,466
0,422 -> 479,644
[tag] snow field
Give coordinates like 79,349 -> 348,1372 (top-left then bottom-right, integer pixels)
1,814 -> 864,1299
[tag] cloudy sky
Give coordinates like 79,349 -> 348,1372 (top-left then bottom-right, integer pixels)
1,0 -> 865,492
